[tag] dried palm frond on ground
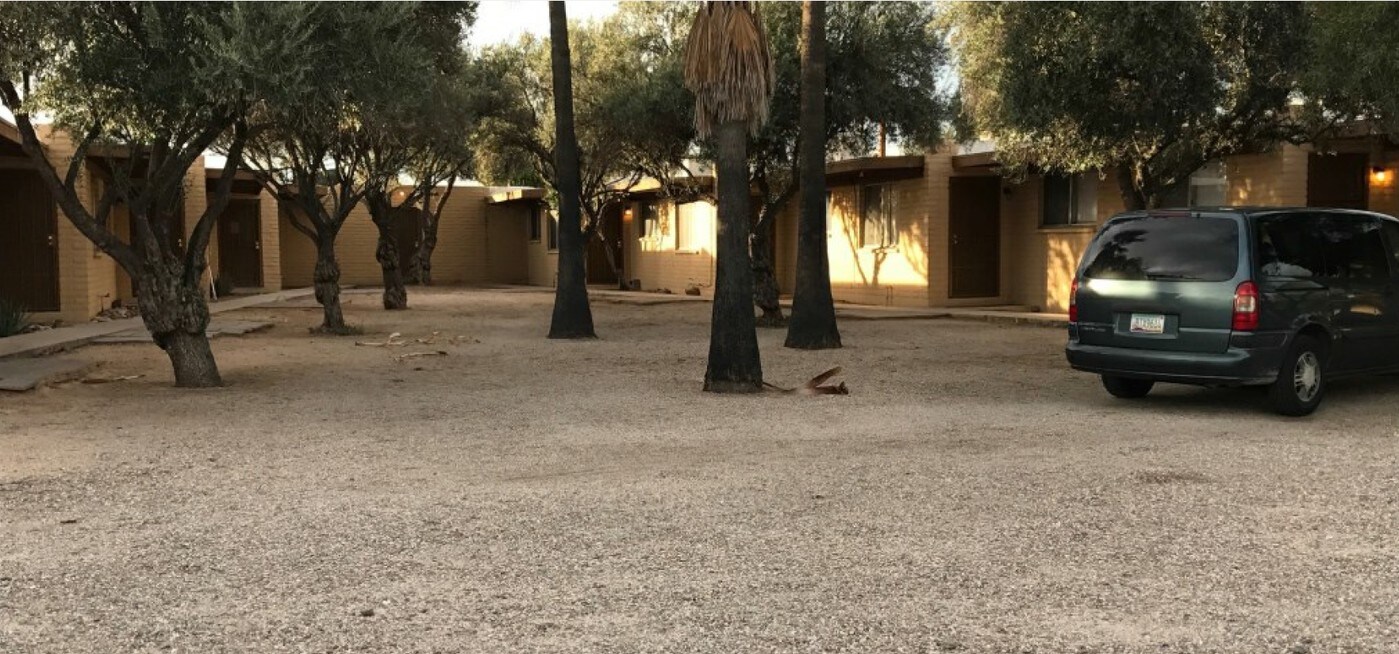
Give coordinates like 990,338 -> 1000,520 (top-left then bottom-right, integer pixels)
763,366 -> 849,395
355,332 -> 407,347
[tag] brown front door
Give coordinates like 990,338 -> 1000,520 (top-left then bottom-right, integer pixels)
586,204 -> 623,285
1307,153 -> 1369,210
216,199 -> 262,288
0,168 -> 61,311
391,206 -> 420,274
948,176 -> 1001,299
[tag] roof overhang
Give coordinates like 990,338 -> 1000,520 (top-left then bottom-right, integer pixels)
952,151 -> 999,170
485,187 -> 545,205
205,167 -> 260,182
625,175 -> 716,200
0,117 -> 20,146
826,155 -> 924,186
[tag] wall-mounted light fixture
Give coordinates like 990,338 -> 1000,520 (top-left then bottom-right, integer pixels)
1371,166 -> 1391,186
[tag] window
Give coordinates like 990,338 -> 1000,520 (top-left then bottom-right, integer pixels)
1160,161 -> 1230,208
639,201 -> 661,241
676,201 -> 705,252
546,210 -> 558,251
1082,215 -> 1239,282
1041,173 -> 1097,226
1383,221 -> 1399,271
1317,214 -> 1390,280
529,204 -> 542,242
860,184 -> 896,248
1256,214 -> 1324,279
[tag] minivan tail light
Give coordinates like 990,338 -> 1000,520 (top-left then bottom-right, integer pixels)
1232,280 -> 1260,331
1068,278 -> 1079,323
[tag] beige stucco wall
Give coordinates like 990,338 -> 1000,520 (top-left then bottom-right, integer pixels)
279,184 -> 527,289
621,198 -> 718,295
1227,144 -> 1309,207
1000,172 -> 1126,314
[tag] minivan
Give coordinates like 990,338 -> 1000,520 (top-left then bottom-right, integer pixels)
1065,207 -> 1399,416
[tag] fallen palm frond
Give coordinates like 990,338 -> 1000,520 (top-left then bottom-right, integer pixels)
416,331 -> 441,345
355,332 -> 406,347
81,374 -> 144,384
394,350 -> 448,362
763,366 -> 849,395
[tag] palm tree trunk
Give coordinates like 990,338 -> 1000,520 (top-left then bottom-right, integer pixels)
751,211 -> 784,327
547,0 -> 596,339
786,0 -> 842,350
705,120 -> 764,392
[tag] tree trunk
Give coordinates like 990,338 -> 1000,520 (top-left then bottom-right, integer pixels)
786,0 -> 842,350
369,202 -> 408,310
136,267 -> 222,388
706,120 -> 764,393
412,186 -> 440,286
1116,164 -> 1148,211
313,235 -> 350,333
547,1 -> 597,339
750,213 -> 785,327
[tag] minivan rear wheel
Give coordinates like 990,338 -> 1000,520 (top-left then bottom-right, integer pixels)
1268,335 -> 1325,417
1101,375 -> 1154,399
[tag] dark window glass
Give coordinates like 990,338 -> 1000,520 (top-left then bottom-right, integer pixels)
1042,174 -> 1072,226
529,204 -> 542,242
1255,213 -> 1325,278
546,209 -> 558,251
860,185 -> 888,247
1083,216 -> 1239,281
1318,214 -> 1389,280
1383,221 -> 1399,272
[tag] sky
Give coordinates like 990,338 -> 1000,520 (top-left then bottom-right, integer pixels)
473,0 -> 620,47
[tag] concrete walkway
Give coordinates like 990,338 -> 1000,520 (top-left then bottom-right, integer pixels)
0,288 -> 314,360
580,287 -> 1067,327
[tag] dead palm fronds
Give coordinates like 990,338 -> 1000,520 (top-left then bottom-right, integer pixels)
764,367 -> 850,395
683,1 -> 776,138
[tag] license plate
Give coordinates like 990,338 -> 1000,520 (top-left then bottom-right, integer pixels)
1129,313 -> 1166,334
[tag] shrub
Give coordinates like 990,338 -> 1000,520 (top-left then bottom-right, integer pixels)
0,299 -> 31,337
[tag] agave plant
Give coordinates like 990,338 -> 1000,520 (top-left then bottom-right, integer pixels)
0,299 -> 31,338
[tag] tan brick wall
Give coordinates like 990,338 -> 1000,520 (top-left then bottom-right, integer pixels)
622,198 -> 717,295
1001,170 -> 1125,313
819,160 -> 936,308
1227,143 -> 1308,207
524,209 -> 558,287
258,191 -> 282,290
279,185 -> 516,289
31,125 -> 108,323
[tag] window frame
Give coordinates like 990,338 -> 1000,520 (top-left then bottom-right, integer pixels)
546,208 -> 559,252
859,183 -> 897,249
1041,173 -> 1096,228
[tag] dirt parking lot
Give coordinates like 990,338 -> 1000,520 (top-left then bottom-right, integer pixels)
2,287 -> 1397,653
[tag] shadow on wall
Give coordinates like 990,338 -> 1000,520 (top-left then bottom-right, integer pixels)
1045,234 -> 1090,313
830,187 -> 929,291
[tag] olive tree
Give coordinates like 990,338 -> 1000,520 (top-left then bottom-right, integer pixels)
947,2 -> 1307,209
0,2 -> 308,386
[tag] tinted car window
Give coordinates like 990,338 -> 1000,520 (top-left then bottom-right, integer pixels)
1082,216 -> 1239,281
1384,221 -> 1399,272
1318,214 -> 1390,280
1255,213 -> 1325,278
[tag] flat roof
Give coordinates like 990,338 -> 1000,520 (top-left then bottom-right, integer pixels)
485,187 -> 544,205
826,154 -> 924,186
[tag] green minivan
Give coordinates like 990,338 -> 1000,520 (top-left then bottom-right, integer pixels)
1065,208 -> 1399,416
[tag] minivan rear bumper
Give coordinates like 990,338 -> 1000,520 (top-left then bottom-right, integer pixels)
1065,339 -> 1284,386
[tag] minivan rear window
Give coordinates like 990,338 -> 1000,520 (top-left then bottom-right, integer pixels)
1082,216 -> 1239,281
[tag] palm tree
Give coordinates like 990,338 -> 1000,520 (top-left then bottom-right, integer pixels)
684,1 -> 775,392
785,0 -> 841,350
547,0 -> 597,339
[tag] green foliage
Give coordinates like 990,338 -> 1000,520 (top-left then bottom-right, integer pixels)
0,299 -> 30,338
747,1 -> 952,220
1302,3 -> 1399,136
947,2 -> 1308,209
473,2 -> 697,223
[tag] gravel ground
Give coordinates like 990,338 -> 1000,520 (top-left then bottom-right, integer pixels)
2,287 -> 1397,653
